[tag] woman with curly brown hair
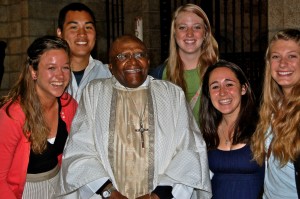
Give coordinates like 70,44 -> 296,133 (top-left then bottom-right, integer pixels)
251,29 -> 300,198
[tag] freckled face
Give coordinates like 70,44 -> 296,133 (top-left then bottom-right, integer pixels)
109,38 -> 149,88
209,67 -> 246,119
269,39 -> 300,95
31,49 -> 70,100
175,11 -> 206,57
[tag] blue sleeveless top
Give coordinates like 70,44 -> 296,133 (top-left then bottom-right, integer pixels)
208,144 -> 264,199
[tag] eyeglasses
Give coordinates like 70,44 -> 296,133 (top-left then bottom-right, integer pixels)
115,52 -> 148,62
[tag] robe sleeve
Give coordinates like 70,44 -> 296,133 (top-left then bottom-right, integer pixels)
151,81 -> 212,199
78,177 -> 108,198
56,81 -> 113,196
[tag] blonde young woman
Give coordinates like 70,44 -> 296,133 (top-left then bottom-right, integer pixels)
251,29 -> 300,198
149,3 -> 218,123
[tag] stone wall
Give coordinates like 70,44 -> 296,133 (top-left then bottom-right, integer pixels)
0,0 -> 26,96
0,0 -> 108,96
268,0 -> 300,40
0,0 -> 300,96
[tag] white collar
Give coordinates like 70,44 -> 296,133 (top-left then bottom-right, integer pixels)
113,76 -> 150,90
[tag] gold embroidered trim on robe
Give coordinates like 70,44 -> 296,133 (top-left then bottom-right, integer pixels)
108,86 -> 155,198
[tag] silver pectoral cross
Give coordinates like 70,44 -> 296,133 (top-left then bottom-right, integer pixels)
135,121 -> 149,148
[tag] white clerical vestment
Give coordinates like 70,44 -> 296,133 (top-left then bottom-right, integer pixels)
56,76 -> 212,199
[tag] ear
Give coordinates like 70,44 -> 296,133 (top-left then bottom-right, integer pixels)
241,84 -> 247,95
57,28 -> 62,38
29,65 -> 37,80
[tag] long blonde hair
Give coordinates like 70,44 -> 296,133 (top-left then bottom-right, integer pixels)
251,29 -> 300,166
166,3 -> 218,94
0,36 -> 70,154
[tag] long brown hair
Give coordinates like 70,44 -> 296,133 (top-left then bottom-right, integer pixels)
251,29 -> 300,166
200,60 -> 257,150
165,3 -> 218,94
0,36 -> 70,154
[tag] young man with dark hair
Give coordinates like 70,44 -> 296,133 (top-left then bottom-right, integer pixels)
57,3 -> 111,102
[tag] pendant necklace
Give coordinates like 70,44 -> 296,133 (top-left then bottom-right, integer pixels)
125,88 -> 148,148
224,134 -> 230,145
221,128 -> 231,146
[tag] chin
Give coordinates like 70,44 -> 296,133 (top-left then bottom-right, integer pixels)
53,90 -> 65,97
127,84 -> 142,88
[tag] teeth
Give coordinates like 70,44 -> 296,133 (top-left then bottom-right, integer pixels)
125,69 -> 142,73
219,99 -> 231,104
76,41 -> 87,45
184,40 -> 195,44
278,71 -> 292,75
51,82 -> 63,86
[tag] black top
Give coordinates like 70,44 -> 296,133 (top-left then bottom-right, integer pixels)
73,69 -> 85,85
27,98 -> 68,174
148,63 -> 165,79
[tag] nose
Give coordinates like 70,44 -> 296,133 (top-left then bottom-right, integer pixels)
219,86 -> 227,96
279,57 -> 288,67
56,67 -> 65,78
127,55 -> 138,64
77,27 -> 87,36
186,27 -> 194,37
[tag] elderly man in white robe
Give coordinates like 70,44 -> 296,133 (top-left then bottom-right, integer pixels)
56,35 -> 212,199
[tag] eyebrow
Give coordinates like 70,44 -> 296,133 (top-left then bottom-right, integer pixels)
177,23 -> 203,26
209,78 -> 236,86
119,49 -> 145,53
66,21 -> 95,25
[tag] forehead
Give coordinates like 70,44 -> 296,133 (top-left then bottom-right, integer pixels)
39,49 -> 69,64
175,11 -> 204,24
209,67 -> 238,82
64,10 -> 94,23
113,38 -> 146,53
270,39 -> 300,53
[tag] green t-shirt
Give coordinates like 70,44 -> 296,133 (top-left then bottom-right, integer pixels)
162,68 -> 201,126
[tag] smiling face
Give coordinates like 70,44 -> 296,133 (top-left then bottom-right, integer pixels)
57,10 -> 96,59
109,36 -> 149,88
269,39 -> 300,95
31,49 -> 70,101
175,11 -> 206,57
209,67 -> 246,119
